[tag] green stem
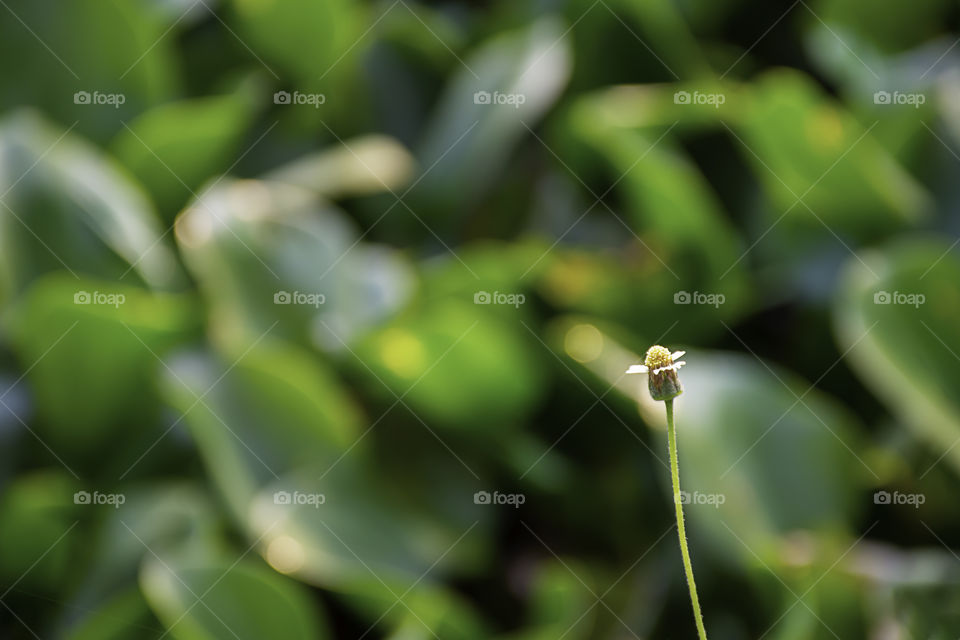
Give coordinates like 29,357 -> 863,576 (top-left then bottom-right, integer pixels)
666,398 -> 708,640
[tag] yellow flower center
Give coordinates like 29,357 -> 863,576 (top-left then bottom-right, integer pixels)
644,345 -> 673,371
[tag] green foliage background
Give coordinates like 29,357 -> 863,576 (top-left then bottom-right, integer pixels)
0,0 -> 959,638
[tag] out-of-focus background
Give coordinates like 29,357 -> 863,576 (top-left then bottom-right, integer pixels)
0,0 -> 959,638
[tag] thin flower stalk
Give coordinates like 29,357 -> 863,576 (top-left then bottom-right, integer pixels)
627,345 -> 707,640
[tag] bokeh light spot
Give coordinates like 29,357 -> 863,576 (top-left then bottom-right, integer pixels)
379,328 -> 427,379
565,324 -> 604,363
266,535 -> 305,574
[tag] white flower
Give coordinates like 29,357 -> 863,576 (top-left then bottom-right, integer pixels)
626,350 -> 686,375
627,346 -> 686,402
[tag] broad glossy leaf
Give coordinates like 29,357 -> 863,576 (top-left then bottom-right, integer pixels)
372,584 -> 489,640
5,273 -> 198,461
559,117 -> 751,334
159,343 -> 363,517
607,0 -> 711,78
161,347 -> 486,609
247,459 -> 486,592
65,483 -> 221,631
229,0 -> 363,84
834,237 -> 960,474
495,560 -> 597,640
413,17 -> 571,214
350,298 -> 547,431
0,0 -> 179,136
265,135 -> 415,199
110,88 -> 259,216
737,69 -> 928,237
160,338 -> 491,601
567,81 -> 742,135
808,0 -> 950,53
141,555 -> 327,640
0,111 -> 182,295
174,178 -> 414,351
0,471 -> 78,593
65,588 -> 160,640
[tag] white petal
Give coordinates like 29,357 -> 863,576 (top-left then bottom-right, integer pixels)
671,350 -> 686,360
673,361 -> 686,369
625,364 -> 648,374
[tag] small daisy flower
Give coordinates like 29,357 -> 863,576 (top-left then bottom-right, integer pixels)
626,345 -> 685,402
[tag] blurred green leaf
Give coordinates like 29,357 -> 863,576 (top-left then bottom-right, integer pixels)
809,0 -> 951,53
110,86 -> 259,216
496,560 -> 597,640
377,585 -> 489,640
567,81 -> 742,135
266,134 -> 415,199
0,471 -> 78,594
141,555 -> 328,640
5,273 -> 198,460
66,588 -> 161,640
413,17 -> 571,215
65,483 -> 221,633
834,236 -> 960,475
737,69 -> 928,237
893,583 -> 960,639
560,111 -> 751,333
174,178 -> 414,350
247,461 -> 486,594
228,0 -> 364,84
159,341 -> 363,516
160,344 -> 487,602
351,298 -> 547,431
0,0 -> 180,138
609,0 -> 711,78
0,111 -> 182,297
